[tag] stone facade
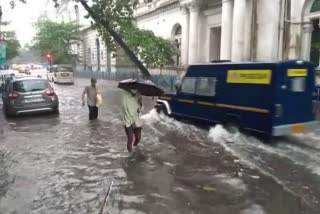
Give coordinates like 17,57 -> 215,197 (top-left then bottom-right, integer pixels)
135,0 -> 320,67
54,0 -> 320,76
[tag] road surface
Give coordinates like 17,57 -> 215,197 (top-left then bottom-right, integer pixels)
0,71 -> 320,214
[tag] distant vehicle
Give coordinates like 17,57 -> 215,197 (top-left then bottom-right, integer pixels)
156,60 -> 318,137
1,76 -> 59,117
47,64 -> 74,84
17,64 -> 31,74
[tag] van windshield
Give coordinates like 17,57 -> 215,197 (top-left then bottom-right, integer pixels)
316,75 -> 320,86
59,67 -> 73,72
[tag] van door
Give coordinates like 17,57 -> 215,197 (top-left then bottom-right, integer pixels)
174,77 -> 199,119
173,77 -> 218,124
275,65 -> 314,126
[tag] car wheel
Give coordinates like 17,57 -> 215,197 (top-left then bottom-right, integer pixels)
4,106 -> 14,117
53,108 -> 59,114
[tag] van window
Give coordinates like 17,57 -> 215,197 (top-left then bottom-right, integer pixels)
196,78 -> 216,96
181,78 -> 196,94
316,75 -> 320,86
291,77 -> 305,92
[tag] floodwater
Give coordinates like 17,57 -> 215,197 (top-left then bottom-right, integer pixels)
0,76 -> 320,214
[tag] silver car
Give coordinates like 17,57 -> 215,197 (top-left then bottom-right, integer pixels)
1,76 -> 59,117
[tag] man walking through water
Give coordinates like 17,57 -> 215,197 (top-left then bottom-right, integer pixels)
82,78 -> 100,120
121,89 -> 143,152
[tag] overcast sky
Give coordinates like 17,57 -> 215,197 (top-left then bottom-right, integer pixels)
2,0 -> 57,46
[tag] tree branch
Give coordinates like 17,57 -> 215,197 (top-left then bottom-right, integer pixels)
78,0 -> 151,78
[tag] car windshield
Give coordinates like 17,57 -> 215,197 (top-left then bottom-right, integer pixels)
59,67 -> 73,72
13,79 -> 49,92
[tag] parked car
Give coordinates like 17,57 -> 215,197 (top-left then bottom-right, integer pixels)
156,60 -> 318,137
47,64 -> 74,84
1,76 -> 59,117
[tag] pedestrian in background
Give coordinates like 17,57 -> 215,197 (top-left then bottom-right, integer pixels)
82,78 -> 101,120
121,89 -> 143,152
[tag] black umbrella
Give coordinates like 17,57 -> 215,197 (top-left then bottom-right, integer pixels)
118,79 -> 164,97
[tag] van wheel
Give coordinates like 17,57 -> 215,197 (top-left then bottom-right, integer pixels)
156,104 -> 168,116
223,120 -> 240,134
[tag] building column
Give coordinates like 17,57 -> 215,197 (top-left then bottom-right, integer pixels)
220,0 -> 233,60
243,0 -> 253,60
288,0 -> 302,59
181,6 -> 190,65
231,0 -> 246,61
188,2 -> 200,64
301,22 -> 314,61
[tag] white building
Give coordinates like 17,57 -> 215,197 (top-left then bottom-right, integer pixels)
53,0 -> 320,76
135,0 -> 320,67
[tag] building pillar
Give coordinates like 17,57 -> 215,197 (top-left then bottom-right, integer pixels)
301,22 -> 314,61
231,0 -> 246,61
243,0 -> 253,60
220,0 -> 233,60
181,6 -> 190,65
188,2 -> 200,64
288,0 -> 303,59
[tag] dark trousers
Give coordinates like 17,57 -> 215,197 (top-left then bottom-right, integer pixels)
124,125 -> 142,151
88,105 -> 98,120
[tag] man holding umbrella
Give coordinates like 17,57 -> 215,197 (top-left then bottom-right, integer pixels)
119,79 -> 164,152
121,89 -> 143,152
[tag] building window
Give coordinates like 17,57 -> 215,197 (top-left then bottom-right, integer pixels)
172,24 -> 182,66
92,53 -> 95,60
311,0 -> 320,13
87,48 -> 91,64
309,1 -> 320,67
311,19 -> 320,67
209,27 -> 221,61
181,78 -> 196,94
196,78 -> 217,96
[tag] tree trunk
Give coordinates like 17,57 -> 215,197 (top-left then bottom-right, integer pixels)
79,0 -> 151,78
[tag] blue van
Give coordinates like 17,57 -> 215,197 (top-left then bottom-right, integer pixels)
156,60 -> 319,137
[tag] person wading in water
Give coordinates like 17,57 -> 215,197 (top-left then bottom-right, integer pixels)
121,89 -> 143,152
82,78 -> 101,120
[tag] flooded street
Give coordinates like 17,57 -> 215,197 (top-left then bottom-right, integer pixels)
1,77 -> 320,214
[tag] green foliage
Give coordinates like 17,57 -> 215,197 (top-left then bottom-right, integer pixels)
32,19 -> 82,64
4,31 -> 20,60
128,27 -> 177,68
5,0 -> 177,73
90,0 -> 176,67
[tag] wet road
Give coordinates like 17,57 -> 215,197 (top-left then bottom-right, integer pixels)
1,74 -> 320,214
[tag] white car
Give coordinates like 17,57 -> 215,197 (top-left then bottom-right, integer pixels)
47,64 -> 74,84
